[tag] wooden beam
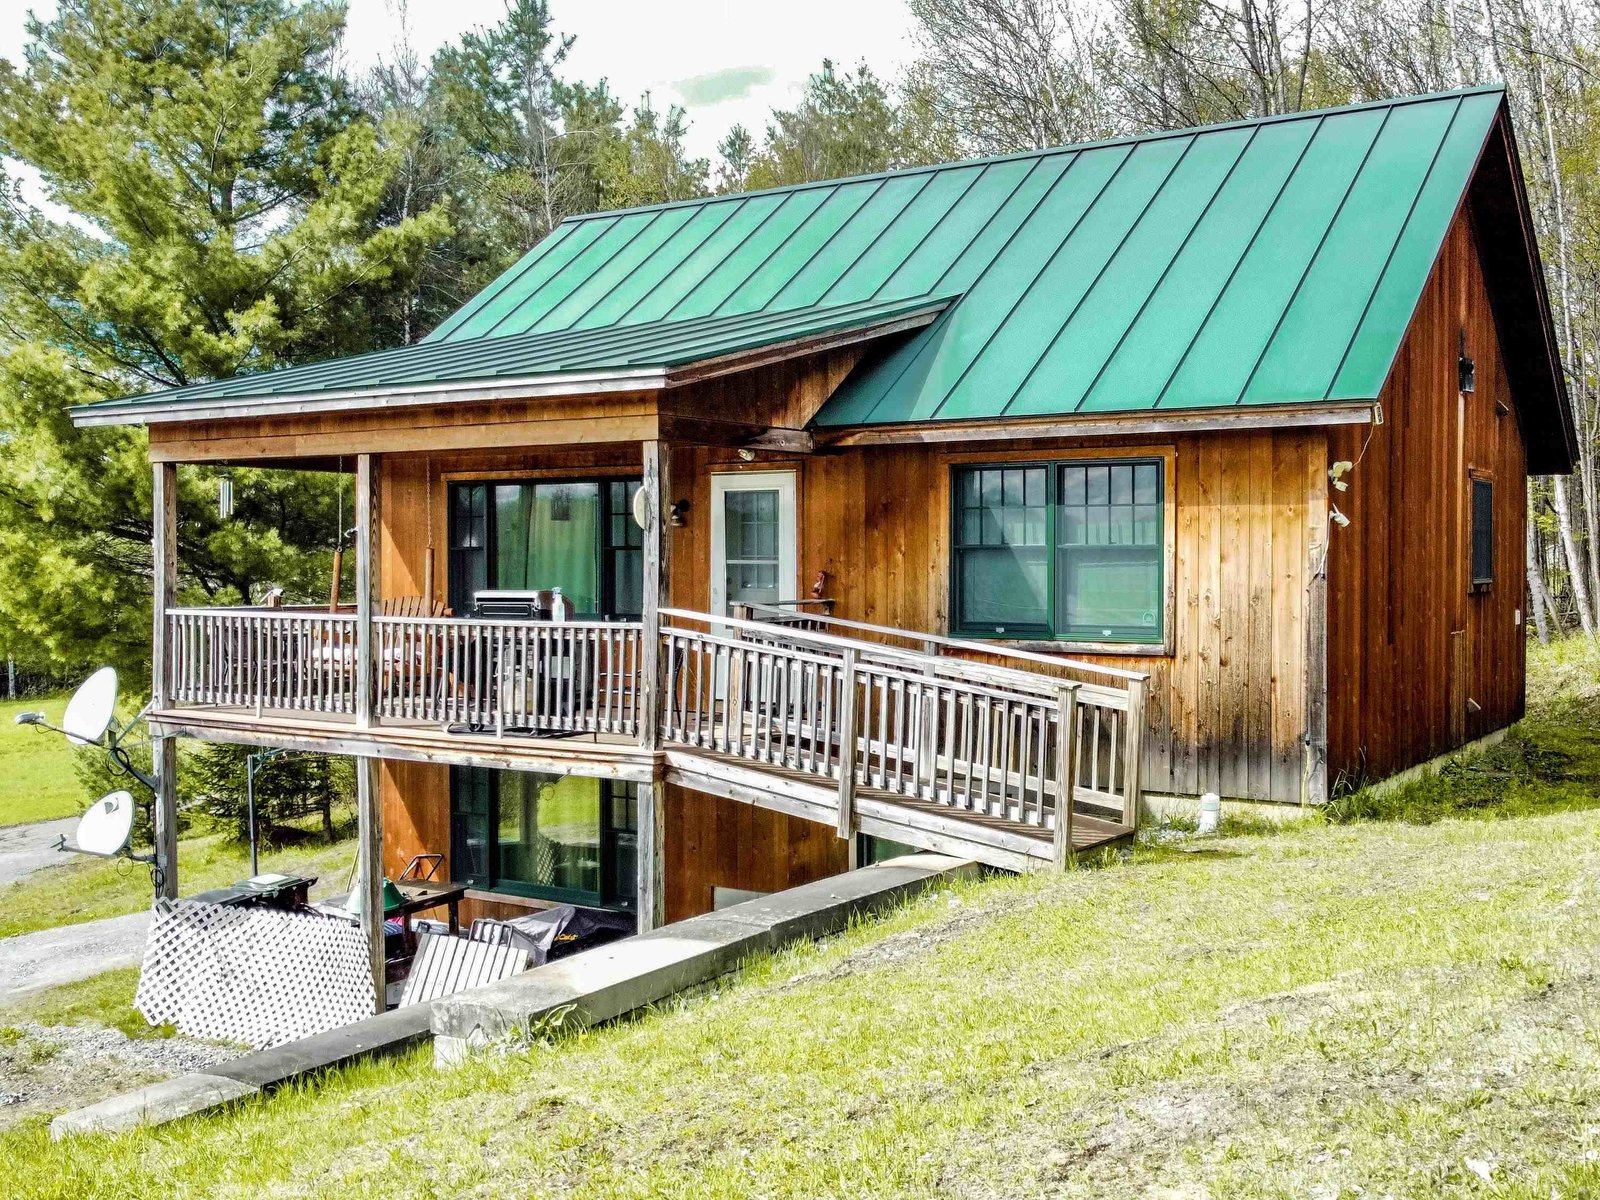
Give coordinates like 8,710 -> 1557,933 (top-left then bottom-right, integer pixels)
817,402 -> 1379,448
147,414 -> 661,465
151,462 -> 178,900
637,774 -> 665,932
356,755 -> 385,1014
656,415 -> 814,454
1052,684 -> 1079,869
355,454 -> 376,730
836,648 -> 860,839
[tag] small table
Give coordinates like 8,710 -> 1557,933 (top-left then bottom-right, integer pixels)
324,880 -> 467,937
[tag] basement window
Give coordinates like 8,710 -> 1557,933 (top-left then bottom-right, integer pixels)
952,460 -> 1165,645
449,767 -> 638,909
1471,477 -> 1494,587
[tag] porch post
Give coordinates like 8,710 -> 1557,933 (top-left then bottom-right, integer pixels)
636,440 -> 670,931
639,440 -> 671,749
355,453 -> 377,729
150,462 -> 179,900
636,772 -> 665,931
357,755 -> 385,1013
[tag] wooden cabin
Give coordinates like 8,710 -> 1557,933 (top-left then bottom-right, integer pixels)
72,86 -> 1573,949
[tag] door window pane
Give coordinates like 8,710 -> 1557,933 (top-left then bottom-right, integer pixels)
508,482 -> 601,614
724,488 -> 782,605
497,772 -> 602,899
605,481 -> 644,617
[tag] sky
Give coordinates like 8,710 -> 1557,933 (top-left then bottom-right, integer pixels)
1,0 -> 918,203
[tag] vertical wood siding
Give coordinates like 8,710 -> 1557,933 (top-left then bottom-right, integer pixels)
1326,210 -> 1528,787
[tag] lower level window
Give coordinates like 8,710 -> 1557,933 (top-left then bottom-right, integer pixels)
952,459 -> 1165,644
450,767 -> 637,909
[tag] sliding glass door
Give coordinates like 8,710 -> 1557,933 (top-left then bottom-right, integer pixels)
448,478 -> 641,617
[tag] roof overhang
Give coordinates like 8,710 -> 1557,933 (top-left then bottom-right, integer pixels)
816,399 -> 1381,447
69,302 -> 949,429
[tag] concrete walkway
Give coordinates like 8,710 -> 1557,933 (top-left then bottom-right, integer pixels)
0,817 -> 79,887
0,911 -> 150,1002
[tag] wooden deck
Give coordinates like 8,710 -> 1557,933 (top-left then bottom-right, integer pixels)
153,604 -> 1147,873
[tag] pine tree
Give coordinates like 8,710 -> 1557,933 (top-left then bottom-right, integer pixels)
0,0 -> 453,680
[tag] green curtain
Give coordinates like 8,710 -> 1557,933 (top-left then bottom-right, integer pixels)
492,483 -> 600,613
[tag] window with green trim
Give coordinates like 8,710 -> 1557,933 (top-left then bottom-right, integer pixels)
952,460 -> 1164,644
449,767 -> 638,910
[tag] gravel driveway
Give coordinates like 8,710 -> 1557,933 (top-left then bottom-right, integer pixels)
0,817 -> 79,887
0,911 -> 150,1002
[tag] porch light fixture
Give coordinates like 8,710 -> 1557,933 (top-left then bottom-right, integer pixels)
1458,330 -> 1475,394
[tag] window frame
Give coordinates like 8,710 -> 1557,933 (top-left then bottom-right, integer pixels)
446,473 -> 643,619
947,451 -> 1175,656
448,766 -> 639,910
1469,471 -> 1495,590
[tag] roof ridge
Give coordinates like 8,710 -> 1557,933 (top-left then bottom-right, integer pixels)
558,85 -> 1507,227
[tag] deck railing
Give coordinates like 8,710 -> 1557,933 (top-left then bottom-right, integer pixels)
727,603 -> 1146,825
374,615 -> 641,736
659,607 -> 1146,854
168,608 -> 360,715
162,602 -> 1146,843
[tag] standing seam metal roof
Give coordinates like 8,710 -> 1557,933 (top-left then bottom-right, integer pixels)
73,86 -> 1528,433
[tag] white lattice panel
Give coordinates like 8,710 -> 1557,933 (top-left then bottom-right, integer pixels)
135,899 -> 374,1048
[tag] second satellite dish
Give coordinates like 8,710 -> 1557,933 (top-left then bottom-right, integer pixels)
61,666 -> 118,745
76,789 -> 135,857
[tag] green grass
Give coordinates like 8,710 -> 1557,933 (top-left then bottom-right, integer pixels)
0,691 -> 90,827
0,638 -> 1595,1196
0,826 -> 359,939
1327,636 -> 1600,824
0,968 -> 165,1041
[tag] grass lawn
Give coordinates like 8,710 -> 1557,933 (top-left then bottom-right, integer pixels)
0,826 -> 360,940
0,640 -> 1595,1197
0,690 -> 89,827
0,968 -> 161,1041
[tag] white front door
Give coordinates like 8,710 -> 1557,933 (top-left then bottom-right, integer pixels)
710,471 -> 798,618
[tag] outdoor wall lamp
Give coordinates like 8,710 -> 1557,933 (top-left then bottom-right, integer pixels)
1458,329 -> 1475,393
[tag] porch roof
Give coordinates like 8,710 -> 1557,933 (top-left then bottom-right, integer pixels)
69,294 -> 949,425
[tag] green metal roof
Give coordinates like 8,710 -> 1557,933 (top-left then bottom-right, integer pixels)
418,87 -> 1504,428
76,86 -> 1535,435
70,295 -> 948,423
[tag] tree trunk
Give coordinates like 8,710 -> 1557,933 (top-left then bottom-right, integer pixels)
1553,475 -> 1595,636
1526,496 -> 1552,645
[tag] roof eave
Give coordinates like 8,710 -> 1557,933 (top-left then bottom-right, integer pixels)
68,367 -> 671,428
814,399 -> 1381,446
68,302 -> 950,430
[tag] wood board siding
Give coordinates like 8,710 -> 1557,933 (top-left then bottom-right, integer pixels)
663,785 -> 850,924
1326,210 -> 1528,787
671,431 -> 1325,805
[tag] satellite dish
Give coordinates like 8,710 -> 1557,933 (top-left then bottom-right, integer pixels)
62,667 -> 118,746
76,789 -> 135,857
